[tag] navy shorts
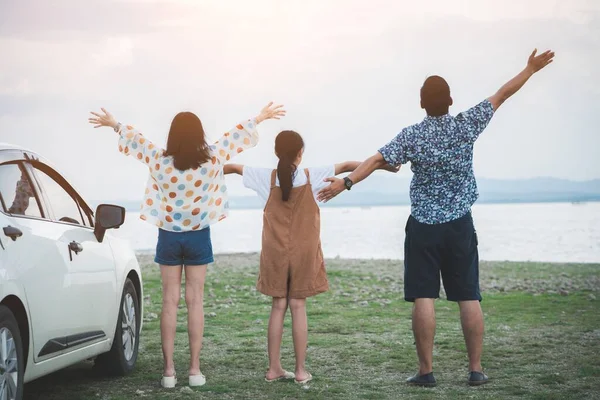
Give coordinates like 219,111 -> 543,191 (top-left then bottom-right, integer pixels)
404,211 -> 481,302
155,227 -> 214,266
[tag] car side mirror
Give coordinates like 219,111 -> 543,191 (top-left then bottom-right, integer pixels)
94,204 -> 126,242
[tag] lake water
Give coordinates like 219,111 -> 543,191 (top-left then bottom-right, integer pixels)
112,202 -> 600,263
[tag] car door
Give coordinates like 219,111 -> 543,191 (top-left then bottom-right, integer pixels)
0,159 -> 75,362
24,161 -> 118,359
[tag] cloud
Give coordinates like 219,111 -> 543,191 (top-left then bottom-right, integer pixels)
91,37 -> 135,67
0,0 -> 194,40
0,0 -> 599,203
0,78 -> 31,97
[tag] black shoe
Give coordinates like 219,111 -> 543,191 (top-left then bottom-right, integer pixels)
406,372 -> 436,387
468,371 -> 489,386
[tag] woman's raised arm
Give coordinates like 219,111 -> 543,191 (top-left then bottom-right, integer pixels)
212,102 -> 286,163
89,108 -> 162,168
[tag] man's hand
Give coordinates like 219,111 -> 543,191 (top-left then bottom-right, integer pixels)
526,49 -> 555,74
317,152 -> 392,202
255,102 -> 286,124
488,48 -> 555,111
317,177 -> 346,203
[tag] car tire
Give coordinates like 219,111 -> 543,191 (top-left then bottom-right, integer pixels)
0,305 -> 25,400
95,278 -> 140,376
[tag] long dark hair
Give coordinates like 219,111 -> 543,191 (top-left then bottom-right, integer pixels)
275,130 -> 304,202
164,112 -> 211,171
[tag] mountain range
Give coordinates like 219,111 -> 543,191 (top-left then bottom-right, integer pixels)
104,176 -> 600,211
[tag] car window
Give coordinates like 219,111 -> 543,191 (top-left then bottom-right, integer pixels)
0,163 -> 43,218
31,167 -> 86,226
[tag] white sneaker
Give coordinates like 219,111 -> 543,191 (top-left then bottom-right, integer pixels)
161,375 -> 177,388
189,373 -> 206,387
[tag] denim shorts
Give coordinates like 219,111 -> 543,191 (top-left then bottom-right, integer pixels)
155,227 -> 214,266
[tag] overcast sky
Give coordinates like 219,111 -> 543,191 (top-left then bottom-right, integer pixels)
1,0 -> 598,201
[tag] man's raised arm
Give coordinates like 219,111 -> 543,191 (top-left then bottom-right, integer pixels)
488,49 -> 555,111
316,153 -> 393,203
317,128 -> 408,203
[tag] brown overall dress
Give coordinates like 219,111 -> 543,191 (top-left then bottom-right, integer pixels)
256,169 -> 329,299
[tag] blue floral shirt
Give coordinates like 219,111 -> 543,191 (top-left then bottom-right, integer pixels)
379,100 -> 495,224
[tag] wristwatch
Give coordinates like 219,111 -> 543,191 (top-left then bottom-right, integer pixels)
113,122 -> 122,133
343,177 -> 354,191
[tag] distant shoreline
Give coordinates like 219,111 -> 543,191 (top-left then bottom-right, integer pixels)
95,175 -> 600,211
225,197 -> 600,211
118,198 -> 600,212
133,250 -> 600,265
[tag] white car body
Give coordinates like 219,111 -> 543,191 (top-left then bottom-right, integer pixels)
0,143 -> 143,393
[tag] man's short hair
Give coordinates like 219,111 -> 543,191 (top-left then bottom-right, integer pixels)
420,76 -> 452,117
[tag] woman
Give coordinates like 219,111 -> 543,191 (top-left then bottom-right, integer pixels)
88,102 -> 285,388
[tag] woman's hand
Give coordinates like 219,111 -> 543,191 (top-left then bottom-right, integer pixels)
89,108 -> 119,129
255,102 -> 286,124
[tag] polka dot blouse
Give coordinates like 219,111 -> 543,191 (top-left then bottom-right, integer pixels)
117,118 -> 258,232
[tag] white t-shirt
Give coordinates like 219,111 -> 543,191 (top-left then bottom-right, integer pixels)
243,165 -> 335,204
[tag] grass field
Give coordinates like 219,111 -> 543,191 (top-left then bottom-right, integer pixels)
24,254 -> 600,400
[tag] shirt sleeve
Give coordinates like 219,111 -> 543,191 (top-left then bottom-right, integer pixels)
242,166 -> 272,203
212,118 -> 259,163
378,129 -> 409,167
117,124 -> 162,167
455,99 -> 495,143
308,165 -> 336,193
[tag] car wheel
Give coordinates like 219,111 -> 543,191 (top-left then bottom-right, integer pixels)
95,278 -> 140,376
0,305 -> 24,400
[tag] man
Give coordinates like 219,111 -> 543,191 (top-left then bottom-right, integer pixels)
317,49 -> 555,387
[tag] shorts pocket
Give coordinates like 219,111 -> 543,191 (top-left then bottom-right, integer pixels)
155,229 -> 183,265
183,228 -> 214,264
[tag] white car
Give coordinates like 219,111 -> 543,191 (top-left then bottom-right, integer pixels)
0,143 -> 143,400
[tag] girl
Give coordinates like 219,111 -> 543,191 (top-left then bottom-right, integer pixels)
224,130 -> 397,384
88,103 -> 286,388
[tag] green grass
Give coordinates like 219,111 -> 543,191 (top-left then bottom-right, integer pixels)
24,254 -> 600,400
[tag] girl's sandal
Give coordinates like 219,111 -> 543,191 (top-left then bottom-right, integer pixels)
161,373 -> 177,388
265,370 -> 295,382
295,373 -> 313,385
189,373 -> 207,387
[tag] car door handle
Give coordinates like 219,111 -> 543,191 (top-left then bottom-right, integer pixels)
68,241 -> 83,261
3,226 -> 23,241
69,241 -> 83,253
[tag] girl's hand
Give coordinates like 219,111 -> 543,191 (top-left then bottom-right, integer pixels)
255,102 -> 286,124
89,108 -> 119,129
